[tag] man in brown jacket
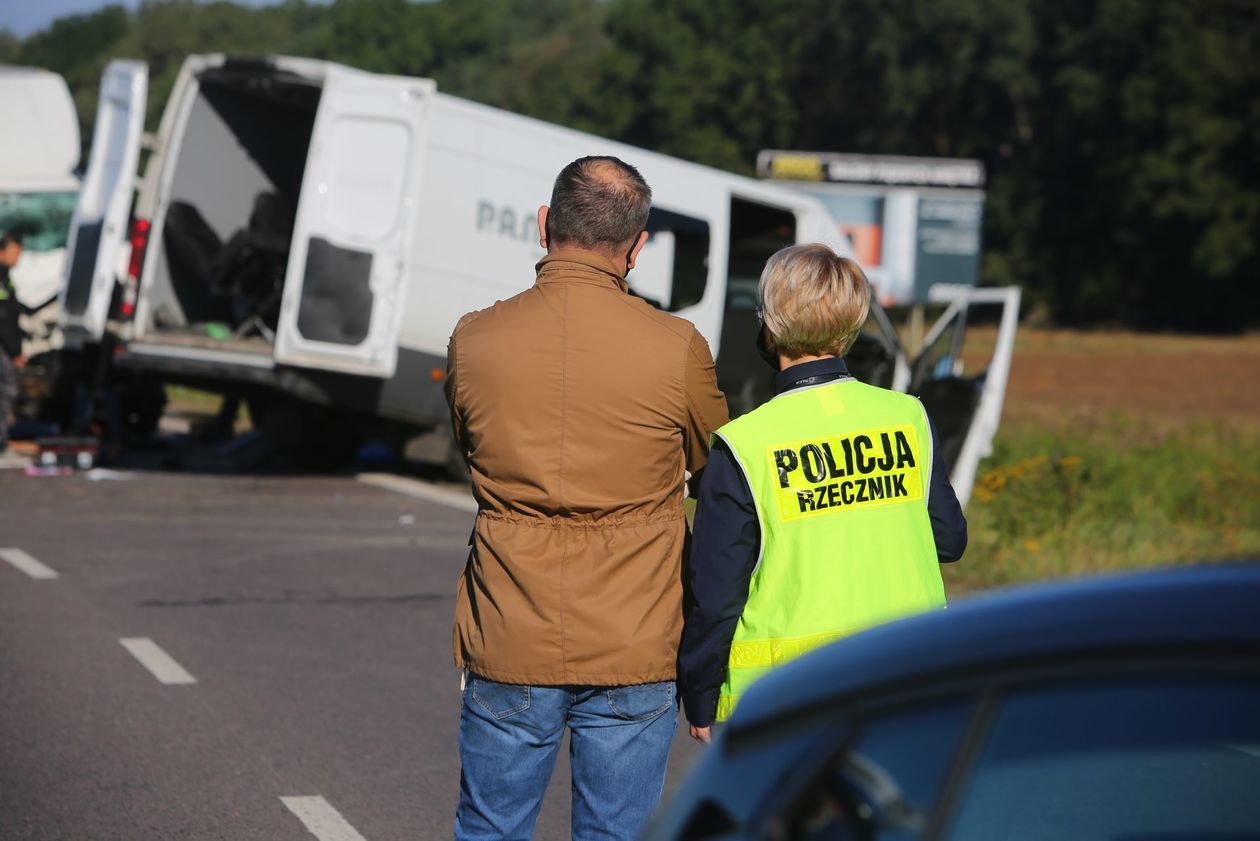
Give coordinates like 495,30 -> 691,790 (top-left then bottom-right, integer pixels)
446,156 -> 728,841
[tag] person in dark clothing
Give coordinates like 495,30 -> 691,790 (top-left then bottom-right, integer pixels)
0,232 -> 26,453
679,243 -> 968,741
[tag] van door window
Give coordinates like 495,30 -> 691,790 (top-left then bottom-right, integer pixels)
627,207 -> 709,312
718,198 -> 797,418
296,237 -> 373,345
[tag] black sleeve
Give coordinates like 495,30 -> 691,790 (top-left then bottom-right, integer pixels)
0,301 -> 21,359
678,439 -> 761,727
926,414 -> 968,562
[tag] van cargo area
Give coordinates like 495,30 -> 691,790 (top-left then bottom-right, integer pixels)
142,67 -> 320,354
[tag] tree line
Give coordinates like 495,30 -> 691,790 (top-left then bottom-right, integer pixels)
3,0 -> 1255,330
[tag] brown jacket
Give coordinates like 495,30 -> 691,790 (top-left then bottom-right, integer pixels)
446,249 -> 729,685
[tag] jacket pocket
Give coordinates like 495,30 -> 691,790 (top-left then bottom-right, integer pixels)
471,677 -> 531,720
607,681 -> 676,722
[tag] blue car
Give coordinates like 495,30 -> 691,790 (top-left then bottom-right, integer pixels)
649,563 -> 1260,840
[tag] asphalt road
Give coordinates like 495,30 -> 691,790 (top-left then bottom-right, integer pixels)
0,461 -> 702,840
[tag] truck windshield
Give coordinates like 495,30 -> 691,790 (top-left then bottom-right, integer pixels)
0,191 -> 78,252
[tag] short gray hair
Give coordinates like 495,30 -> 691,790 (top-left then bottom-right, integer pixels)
547,156 -> 652,252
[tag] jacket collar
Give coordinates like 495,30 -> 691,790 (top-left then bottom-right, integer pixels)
535,249 -> 630,293
775,356 -> 851,395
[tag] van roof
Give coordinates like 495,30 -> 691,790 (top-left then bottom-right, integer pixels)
178,53 -> 845,227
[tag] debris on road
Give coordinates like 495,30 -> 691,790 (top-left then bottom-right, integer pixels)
85,468 -> 136,482
24,465 -> 72,477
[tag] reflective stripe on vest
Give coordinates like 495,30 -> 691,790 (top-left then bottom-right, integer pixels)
713,377 -> 946,722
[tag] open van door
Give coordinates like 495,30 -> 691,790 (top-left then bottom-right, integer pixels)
274,68 -> 433,377
59,60 -> 147,343
907,285 -> 1021,507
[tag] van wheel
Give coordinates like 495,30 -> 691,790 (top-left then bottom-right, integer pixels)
121,377 -> 168,439
292,409 -> 364,471
251,398 -> 363,471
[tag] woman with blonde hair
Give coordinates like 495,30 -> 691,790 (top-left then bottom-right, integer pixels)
679,243 -> 968,742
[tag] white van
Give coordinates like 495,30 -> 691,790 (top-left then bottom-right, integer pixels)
0,66 -> 81,355
62,55 -> 1016,502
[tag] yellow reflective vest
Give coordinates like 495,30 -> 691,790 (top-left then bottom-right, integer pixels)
714,376 -> 946,721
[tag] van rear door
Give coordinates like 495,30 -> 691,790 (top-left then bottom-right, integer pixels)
59,60 -> 148,343
908,285 -> 1021,506
273,68 -> 432,377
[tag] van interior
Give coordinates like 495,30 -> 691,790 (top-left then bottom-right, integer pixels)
142,67 -> 320,351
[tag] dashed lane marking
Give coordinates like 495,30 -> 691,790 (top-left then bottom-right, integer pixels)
0,548 -> 59,580
280,796 -> 369,841
356,473 -> 478,513
118,637 -> 197,685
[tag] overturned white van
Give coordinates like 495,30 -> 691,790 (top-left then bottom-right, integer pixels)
62,55 -> 1016,502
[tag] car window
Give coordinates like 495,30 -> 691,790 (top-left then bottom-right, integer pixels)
775,698 -> 972,840
946,678 -> 1260,841
0,191 -> 79,252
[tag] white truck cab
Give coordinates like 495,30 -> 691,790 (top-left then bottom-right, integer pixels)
62,54 -> 1017,502
0,67 -> 81,354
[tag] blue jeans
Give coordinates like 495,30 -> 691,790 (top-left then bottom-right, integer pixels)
455,675 -> 678,841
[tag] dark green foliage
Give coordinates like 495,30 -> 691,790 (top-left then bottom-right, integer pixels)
5,0 -> 1255,330
1027,0 -> 1259,329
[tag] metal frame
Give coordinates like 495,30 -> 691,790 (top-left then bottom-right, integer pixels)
926,284 -> 1021,507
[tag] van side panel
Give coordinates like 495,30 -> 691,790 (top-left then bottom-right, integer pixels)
382,93 -> 862,428
403,94 -> 747,362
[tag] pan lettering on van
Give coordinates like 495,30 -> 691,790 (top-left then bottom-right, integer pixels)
477,200 -> 538,242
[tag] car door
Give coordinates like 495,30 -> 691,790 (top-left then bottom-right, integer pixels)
272,66 -> 432,378
59,59 -> 148,343
907,285 -> 1021,506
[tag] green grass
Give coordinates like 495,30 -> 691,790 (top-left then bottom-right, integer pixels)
164,385 -> 223,414
163,386 -> 252,432
944,415 -> 1260,594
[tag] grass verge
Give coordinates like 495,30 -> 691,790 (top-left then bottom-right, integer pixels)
945,414 -> 1259,594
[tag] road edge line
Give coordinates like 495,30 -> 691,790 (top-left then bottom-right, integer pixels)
356,473 -> 478,513
280,796 -> 369,841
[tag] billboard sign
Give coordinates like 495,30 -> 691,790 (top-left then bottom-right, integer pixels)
758,151 -> 985,305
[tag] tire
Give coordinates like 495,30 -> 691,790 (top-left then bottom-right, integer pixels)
253,397 -> 363,471
120,376 -> 167,439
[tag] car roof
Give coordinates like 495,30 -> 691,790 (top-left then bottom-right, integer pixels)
729,562 -> 1260,734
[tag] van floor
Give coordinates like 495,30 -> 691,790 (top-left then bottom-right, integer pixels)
139,331 -> 271,356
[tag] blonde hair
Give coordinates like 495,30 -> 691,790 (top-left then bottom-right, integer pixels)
758,243 -> 871,358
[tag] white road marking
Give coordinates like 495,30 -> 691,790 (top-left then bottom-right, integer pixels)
1,547 -> 59,580
118,637 -> 197,685
357,473 -> 478,513
280,796 -> 369,841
